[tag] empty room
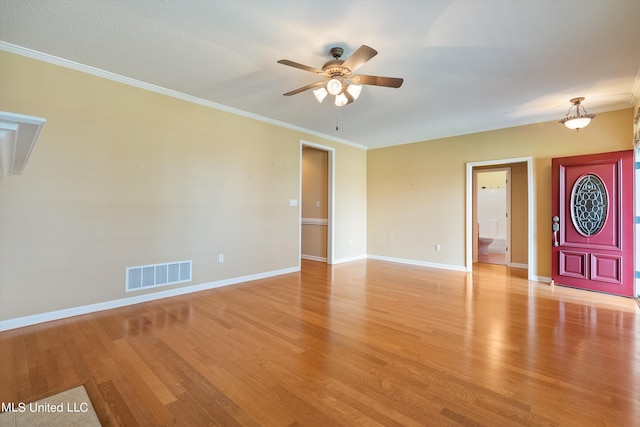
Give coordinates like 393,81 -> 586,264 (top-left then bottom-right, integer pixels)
1,1 -> 639,425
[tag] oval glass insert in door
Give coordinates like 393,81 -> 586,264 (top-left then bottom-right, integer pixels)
570,174 -> 608,236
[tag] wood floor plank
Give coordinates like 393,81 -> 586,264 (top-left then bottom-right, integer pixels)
97,380 -> 139,427
112,338 -> 176,406
1,259 -> 639,425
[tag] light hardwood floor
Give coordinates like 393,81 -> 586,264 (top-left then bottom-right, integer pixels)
1,259 -> 639,426
477,253 -> 505,265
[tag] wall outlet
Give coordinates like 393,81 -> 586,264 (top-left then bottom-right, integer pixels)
436,244 -> 441,252
218,254 -> 224,263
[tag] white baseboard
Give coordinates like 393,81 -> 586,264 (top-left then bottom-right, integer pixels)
367,254 -> 467,272
0,266 -> 299,332
301,254 -> 327,262
331,254 -> 367,264
532,275 -> 551,284
509,262 -> 529,269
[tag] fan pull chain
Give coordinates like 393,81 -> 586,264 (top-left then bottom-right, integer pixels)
335,110 -> 340,131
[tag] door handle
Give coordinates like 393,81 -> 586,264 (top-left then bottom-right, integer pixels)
552,216 -> 560,247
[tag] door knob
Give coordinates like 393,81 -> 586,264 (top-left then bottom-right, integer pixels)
552,216 -> 560,247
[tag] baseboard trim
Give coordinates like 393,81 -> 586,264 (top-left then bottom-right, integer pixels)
301,254 -> 327,262
367,254 -> 467,272
0,266 -> 300,332
331,254 -> 368,265
509,262 -> 529,270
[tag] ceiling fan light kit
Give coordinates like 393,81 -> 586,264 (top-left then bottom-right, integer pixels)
559,97 -> 596,131
346,84 -> 362,99
313,87 -> 328,103
335,92 -> 349,107
326,78 -> 343,96
278,45 -> 403,107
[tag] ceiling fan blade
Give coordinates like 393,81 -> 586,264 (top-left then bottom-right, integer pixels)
351,74 -> 404,88
283,81 -> 326,96
342,45 -> 378,73
277,59 -> 324,74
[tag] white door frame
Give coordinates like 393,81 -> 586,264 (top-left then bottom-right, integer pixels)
300,140 -> 335,264
635,143 -> 640,297
466,157 -> 535,280
473,167 -> 511,266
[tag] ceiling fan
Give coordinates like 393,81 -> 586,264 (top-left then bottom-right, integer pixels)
277,45 -> 404,106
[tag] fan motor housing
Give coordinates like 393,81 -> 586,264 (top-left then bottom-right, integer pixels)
322,59 -> 351,78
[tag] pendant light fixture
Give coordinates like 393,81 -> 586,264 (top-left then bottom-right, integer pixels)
559,97 -> 596,131
313,81 -> 362,107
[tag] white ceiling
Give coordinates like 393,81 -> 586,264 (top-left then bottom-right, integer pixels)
1,0 -> 639,149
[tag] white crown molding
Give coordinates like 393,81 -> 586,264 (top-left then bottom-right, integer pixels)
0,111 -> 46,179
0,42 -> 367,151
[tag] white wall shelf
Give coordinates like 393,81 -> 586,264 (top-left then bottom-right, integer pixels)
0,111 -> 46,179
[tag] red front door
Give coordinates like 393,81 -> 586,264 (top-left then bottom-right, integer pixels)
551,150 -> 634,296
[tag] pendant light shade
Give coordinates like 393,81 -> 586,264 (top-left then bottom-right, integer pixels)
559,97 -> 595,131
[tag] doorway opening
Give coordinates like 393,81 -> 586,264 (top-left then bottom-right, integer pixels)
474,168 -> 510,266
300,141 -> 335,264
466,157 -> 535,280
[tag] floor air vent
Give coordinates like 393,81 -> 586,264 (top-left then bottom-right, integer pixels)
126,260 -> 192,292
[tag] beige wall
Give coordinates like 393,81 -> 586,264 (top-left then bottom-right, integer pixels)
334,144 -> 368,259
476,170 -> 506,188
0,51 -> 367,321
367,108 -> 634,277
509,162 -> 528,265
302,147 -> 329,219
301,147 -> 328,259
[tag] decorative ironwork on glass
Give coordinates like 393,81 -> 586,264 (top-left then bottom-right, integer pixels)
570,174 -> 608,236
